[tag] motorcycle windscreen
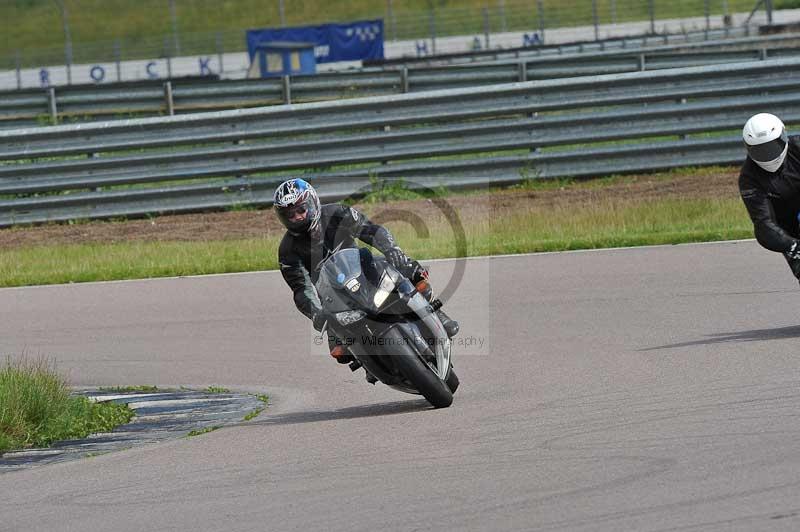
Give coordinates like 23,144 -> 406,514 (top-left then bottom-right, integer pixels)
317,248 -> 375,310
320,248 -> 362,288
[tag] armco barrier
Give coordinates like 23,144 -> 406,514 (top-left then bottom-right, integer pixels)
1,57 -> 798,226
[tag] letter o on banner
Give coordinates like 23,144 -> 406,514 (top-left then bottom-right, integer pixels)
90,65 -> 106,83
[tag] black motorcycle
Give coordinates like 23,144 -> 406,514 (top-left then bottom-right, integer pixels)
316,247 -> 459,408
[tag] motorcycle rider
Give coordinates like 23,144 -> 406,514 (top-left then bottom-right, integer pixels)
274,177 -> 459,369
739,113 -> 800,282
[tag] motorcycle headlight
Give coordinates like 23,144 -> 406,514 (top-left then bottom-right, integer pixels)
373,271 -> 397,308
335,309 -> 366,326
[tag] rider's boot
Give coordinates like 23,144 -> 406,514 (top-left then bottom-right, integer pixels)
347,359 -> 377,384
330,345 -> 355,364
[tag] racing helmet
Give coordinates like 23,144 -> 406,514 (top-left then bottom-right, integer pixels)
273,178 -> 321,235
743,113 -> 788,172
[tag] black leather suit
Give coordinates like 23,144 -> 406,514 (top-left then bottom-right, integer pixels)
739,136 -> 800,279
278,203 -> 399,319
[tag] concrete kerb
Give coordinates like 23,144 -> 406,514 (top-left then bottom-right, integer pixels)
0,387 -> 268,473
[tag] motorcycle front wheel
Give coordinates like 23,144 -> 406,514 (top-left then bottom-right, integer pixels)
383,327 -> 453,408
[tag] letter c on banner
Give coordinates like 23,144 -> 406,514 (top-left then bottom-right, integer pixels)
90,65 -> 106,82
146,61 -> 159,79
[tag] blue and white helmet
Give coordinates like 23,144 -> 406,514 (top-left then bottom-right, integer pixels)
273,178 -> 321,235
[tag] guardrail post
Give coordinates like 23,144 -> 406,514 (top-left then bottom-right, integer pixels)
387,0 -> 398,41
760,48 -> 768,60
638,54 -> 646,71
114,40 -> 122,82
216,32 -> 225,74
164,81 -> 175,116
482,7 -> 490,49
47,87 -> 58,125
517,61 -> 527,82
400,67 -> 410,93
536,0 -> 545,44
430,10 -> 438,54
15,50 -> 21,90
164,36 -> 173,79
282,75 -> 292,104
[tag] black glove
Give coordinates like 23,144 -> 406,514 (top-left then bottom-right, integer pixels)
385,247 -> 409,269
788,242 -> 800,260
312,311 -> 328,332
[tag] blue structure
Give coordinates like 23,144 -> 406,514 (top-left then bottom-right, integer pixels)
250,41 -> 317,78
246,20 -> 384,64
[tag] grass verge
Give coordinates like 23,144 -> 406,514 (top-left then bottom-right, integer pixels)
0,357 -> 135,454
0,193 -> 751,288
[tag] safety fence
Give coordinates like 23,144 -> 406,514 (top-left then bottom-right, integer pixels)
2,0 -> 772,71
2,32 -> 800,130
1,57 -> 799,227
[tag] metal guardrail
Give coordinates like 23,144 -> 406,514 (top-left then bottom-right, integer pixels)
3,32 -> 800,130
2,57 -> 800,227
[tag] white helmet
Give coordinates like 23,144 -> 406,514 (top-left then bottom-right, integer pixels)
742,113 -> 788,172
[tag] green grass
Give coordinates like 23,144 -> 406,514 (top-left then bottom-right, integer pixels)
242,394 -> 268,421
466,198 -> 752,256
98,385 -> 159,393
0,238 -> 280,287
2,0 -> 763,68
204,386 -> 230,394
243,408 -> 264,421
0,356 -> 135,453
376,194 -> 752,261
0,176 -> 751,288
186,426 -> 220,437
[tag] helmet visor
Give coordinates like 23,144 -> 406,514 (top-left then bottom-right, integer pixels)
748,129 -> 788,163
274,192 -> 319,233
281,204 -> 308,221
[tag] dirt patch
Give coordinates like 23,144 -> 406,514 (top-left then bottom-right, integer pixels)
0,169 -> 741,250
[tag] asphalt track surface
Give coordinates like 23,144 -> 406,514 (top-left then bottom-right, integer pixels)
2,240 -> 800,532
